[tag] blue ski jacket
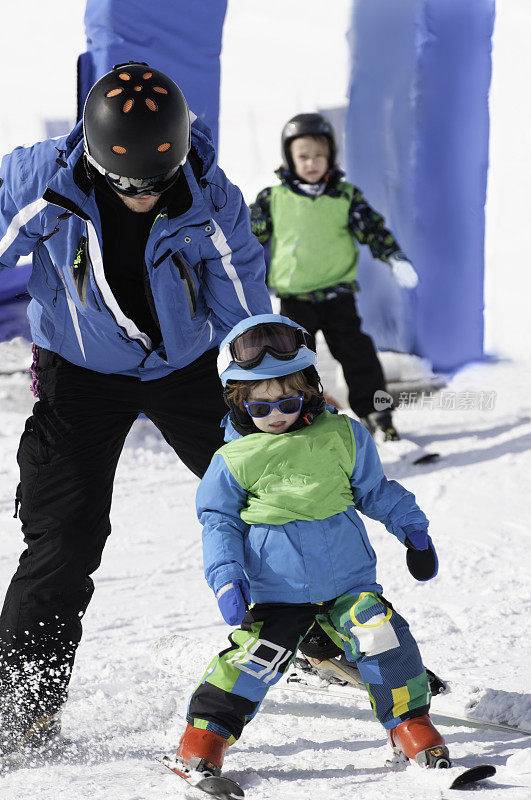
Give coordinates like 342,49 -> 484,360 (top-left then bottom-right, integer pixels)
196,412 -> 429,604
0,115 -> 271,378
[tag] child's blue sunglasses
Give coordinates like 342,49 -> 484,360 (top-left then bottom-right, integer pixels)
243,394 -> 304,418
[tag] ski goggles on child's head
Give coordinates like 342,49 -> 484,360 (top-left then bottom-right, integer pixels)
221,323 -> 311,371
104,165 -> 180,197
243,394 -> 304,418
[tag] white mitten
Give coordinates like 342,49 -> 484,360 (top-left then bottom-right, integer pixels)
388,253 -> 419,289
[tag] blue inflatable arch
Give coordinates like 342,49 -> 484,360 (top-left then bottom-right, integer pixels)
79,0 -> 228,146
346,0 -> 495,371
2,0 -> 494,374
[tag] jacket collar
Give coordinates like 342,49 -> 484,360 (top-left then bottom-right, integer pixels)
43,133 -> 96,219
275,166 -> 345,197
43,120 -> 218,227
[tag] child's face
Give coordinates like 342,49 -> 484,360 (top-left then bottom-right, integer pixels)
290,136 -> 330,184
246,379 -> 303,434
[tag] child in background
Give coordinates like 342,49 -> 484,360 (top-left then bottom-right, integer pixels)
169,314 -> 446,782
250,114 -> 419,440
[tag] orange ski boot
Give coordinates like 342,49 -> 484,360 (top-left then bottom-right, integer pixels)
388,714 -> 451,768
173,723 -> 230,778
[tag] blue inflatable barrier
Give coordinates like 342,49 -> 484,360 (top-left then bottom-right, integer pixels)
80,0 -> 228,147
346,0 -> 495,371
0,263 -> 32,342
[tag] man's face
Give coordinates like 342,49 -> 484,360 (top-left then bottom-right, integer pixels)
106,164 -> 181,212
117,192 -> 160,213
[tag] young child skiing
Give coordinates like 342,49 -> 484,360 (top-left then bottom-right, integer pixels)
250,113 -> 419,440
169,314 -> 447,786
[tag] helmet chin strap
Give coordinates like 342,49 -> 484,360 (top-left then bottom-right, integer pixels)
84,149 -> 107,178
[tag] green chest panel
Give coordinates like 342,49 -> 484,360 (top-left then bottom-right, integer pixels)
219,412 -> 357,525
268,183 -> 358,294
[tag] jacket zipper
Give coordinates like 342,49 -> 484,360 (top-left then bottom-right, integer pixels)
171,251 -> 198,318
69,235 -> 89,307
42,187 -> 152,354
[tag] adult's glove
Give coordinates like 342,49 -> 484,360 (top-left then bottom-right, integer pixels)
405,531 -> 438,581
388,252 -> 419,289
216,579 -> 251,626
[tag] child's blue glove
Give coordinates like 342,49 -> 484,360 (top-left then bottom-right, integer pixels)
216,580 -> 251,626
405,531 -> 438,581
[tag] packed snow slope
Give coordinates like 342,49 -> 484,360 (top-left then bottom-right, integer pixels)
0,338 -> 530,799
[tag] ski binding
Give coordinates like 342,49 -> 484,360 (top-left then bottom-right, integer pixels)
157,754 -> 244,798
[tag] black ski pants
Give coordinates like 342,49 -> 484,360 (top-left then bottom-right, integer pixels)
280,292 -> 386,418
0,347 -> 227,730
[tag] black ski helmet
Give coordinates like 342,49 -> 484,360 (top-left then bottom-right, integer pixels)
281,113 -> 337,173
83,62 -> 191,180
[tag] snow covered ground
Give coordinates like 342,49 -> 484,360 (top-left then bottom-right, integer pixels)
0,339 -> 530,798
1,1 -> 531,797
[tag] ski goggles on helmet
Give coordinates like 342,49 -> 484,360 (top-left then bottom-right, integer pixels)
104,165 -> 181,197
218,322 -> 312,373
85,150 -> 181,197
243,394 -> 304,418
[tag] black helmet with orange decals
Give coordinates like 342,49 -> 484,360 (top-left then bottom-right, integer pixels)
83,62 -> 191,196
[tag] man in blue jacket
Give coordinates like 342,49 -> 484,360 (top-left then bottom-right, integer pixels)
0,62 -> 271,755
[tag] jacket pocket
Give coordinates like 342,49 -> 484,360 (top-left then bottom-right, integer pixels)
345,507 -> 376,559
244,524 -> 269,578
171,251 -> 199,319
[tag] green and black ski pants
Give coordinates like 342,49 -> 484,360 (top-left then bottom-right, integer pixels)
187,592 -> 431,742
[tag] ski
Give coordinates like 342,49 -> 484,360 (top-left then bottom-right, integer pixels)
287,655 -> 448,697
332,405 -> 440,465
449,764 -> 496,790
388,752 -> 496,790
284,663 -> 531,735
157,754 -> 244,799
156,749 -> 494,794
374,432 -> 440,465
284,674 -> 527,734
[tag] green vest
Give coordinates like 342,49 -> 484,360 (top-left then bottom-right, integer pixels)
218,412 -> 357,525
268,183 -> 359,295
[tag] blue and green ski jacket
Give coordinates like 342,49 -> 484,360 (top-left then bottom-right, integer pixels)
197,411 -> 429,604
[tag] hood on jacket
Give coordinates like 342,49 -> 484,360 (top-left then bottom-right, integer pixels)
274,165 -> 346,198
